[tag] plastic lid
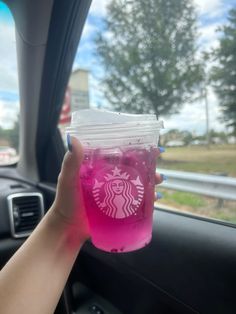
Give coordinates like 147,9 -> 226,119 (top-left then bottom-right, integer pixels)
66,109 -> 164,147
71,109 -> 162,125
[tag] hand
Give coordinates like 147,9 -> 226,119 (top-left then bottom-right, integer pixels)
155,172 -> 165,200
154,147 -> 166,200
50,137 -> 165,244
51,136 -> 90,244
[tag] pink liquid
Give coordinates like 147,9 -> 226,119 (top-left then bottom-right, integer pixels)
79,146 -> 158,253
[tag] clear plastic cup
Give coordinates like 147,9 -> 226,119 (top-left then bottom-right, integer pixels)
66,109 -> 163,253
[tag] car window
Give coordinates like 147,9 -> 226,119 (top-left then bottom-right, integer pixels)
0,2 -> 19,166
59,0 -> 236,224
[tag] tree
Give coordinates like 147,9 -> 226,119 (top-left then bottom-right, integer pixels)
211,8 -> 236,138
95,0 -> 202,117
0,118 -> 19,151
161,129 -> 193,145
8,119 -> 19,150
208,129 -> 228,144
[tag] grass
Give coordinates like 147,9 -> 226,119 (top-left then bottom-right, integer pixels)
158,144 -> 236,177
157,188 -> 236,224
156,145 -> 236,223
160,190 -> 206,208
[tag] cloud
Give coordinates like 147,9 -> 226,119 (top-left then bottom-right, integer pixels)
81,21 -> 97,38
0,22 -> 18,92
193,0 -> 223,17
161,87 -> 225,134
89,0 -> 111,17
0,17 -> 19,129
197,22 -> 221,54
90,0 -> 226,19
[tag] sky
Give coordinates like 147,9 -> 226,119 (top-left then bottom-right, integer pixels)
0,0 -> 235,133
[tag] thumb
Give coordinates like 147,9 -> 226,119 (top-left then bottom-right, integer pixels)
54,136 -> 84,221
59,135 -> 84,185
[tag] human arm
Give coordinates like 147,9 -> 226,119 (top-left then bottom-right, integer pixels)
0,138 -> 89,314
0,137 -> 164,314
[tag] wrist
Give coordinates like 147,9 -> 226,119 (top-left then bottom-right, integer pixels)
45,207 -> 88,251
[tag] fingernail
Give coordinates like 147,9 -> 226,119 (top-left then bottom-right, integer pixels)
158,146 -> 165,153
67,134 -> 72,152
161,174 -> 167,181
156,192 -> 163,199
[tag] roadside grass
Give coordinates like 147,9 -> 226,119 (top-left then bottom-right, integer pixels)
158,144 -> 236,177
155,144 -> 236,223
159,189 -> 206,208
157,188 -> 236,224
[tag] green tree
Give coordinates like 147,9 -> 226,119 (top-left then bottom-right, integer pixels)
0,119 -> 19,151
95,0 -> 202,116
209,129 -> 228,144
8,119 -> 19,151
162,129 -> 193,145
211,8 -> 236,138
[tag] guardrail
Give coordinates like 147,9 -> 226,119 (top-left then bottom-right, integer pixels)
157,168 -> 236,201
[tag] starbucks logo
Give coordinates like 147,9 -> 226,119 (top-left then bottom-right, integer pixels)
92,167 -> 144,219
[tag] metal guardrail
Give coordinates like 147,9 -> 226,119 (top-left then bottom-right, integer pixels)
157,168 -> 236,201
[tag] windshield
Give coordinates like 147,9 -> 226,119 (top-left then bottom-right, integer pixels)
60,0 -> 236,223
0,2 -> 19,166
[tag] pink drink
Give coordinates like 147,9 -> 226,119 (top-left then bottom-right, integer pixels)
79,146 -> 158,253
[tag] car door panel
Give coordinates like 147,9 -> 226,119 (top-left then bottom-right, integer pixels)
38,183 -> 236,314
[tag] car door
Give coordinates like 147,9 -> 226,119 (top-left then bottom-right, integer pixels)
0,1 -> 236,314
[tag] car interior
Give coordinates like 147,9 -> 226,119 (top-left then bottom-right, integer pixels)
0,1 -> 236,313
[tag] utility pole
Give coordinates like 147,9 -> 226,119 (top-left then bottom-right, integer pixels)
203,84 -> 210,149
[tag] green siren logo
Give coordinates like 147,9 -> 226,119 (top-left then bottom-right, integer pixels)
93,167 -> 144,219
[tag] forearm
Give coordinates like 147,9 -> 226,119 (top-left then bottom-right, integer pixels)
0,208 -> 84,314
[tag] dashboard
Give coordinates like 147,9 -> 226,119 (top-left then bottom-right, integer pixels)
0,168 -> 45,268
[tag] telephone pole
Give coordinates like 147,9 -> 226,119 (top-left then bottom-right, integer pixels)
203,84 -> 210,149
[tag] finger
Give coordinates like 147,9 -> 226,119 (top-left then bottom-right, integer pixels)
154,191 -> 163,201
157,146 -> 165,157
55,136 -> 84,215
155,173 -> 167,185
59,135 -> 84,187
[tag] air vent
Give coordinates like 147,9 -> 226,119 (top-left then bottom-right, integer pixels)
7,193 -> 44,238
10,184 -> 25,189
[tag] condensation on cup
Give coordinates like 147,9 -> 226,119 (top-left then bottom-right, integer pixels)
66,109 -> 163,253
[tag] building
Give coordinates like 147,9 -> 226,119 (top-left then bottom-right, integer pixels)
58,68 -> 90,139
69,68 -> 90,111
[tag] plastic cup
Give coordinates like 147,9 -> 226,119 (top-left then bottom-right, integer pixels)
66,109 -> 163,253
